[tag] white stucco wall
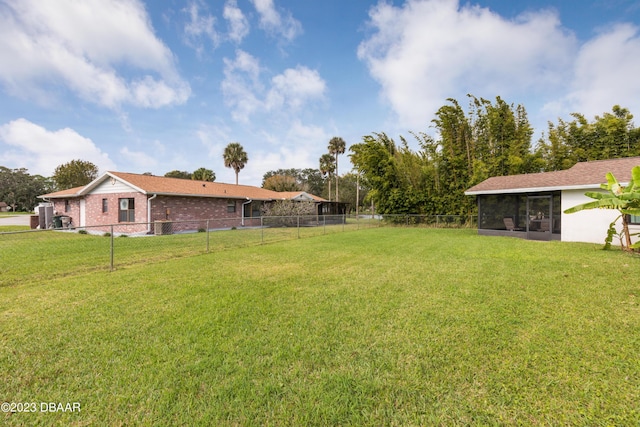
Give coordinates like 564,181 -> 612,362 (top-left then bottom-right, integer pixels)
562,189 -> 640,246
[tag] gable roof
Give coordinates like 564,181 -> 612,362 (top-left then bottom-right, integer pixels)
465,157 -> 640,195
40,171 -> 327,202
276,191 -> 325,202
38,185 -> 86,199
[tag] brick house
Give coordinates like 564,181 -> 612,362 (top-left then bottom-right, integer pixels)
465,156 -> 640,245
39,171 -> 327,234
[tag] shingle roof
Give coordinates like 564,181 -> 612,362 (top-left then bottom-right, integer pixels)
38,186 -> 86,198
40,172 -> 327,202
465,156 -> 640,195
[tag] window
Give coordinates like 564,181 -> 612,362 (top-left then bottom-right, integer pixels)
227,199 -> 236,213
628,214 -> 640,225
118,198 -> 135,222
65,200 -> 70,212
102,198 -> 108,213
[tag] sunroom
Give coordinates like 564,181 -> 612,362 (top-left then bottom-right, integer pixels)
474,191 -> 561,241
465,157 -> 640,244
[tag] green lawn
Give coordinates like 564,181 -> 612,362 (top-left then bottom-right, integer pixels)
1,228 -> 639,426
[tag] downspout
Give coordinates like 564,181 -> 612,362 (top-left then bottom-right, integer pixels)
147,194 -> 157,233
242,199 -> 252,226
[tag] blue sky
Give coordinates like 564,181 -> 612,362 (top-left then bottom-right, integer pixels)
1,0 -> 640,186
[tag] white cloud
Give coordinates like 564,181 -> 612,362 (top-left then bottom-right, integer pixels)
196,121 -> 232,158
222,50 -> 264,122
119,147 -> 158,171
0,0 -> 190,109
358,0 -> 577,128
250,0 -> 302,41
0,119 -> 116,176
183,0 -> 220,56
195,117 -> 329,186
552,23 -> 640,118
222,50 -> 326,122
266,67 -> 327,110
224,0 -> 249,43
240,120 -> 329,185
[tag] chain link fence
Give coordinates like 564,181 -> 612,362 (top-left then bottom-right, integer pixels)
1,214 -> 475,286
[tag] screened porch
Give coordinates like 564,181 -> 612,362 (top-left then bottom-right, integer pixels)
476,192 -> 561,241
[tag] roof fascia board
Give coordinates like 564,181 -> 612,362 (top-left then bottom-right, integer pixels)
465,183 -> 616,195
153,193 -> 272,201
40,193 -> 79,199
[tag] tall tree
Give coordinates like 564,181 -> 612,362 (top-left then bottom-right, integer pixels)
300,168 -> 325,196
52,159 -> 98,190
262,168 -> 325,196
328,137 -> 346,201
263,175 -> 301,191
223,142 -> 248,185
319,153 -> 335,201
0,167 -> 54,211
536,105 -> 640,171
192,167 -> 215,182
349,133 -> 402,214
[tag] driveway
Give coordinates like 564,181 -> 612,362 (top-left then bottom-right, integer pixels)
0,215 -> 31,226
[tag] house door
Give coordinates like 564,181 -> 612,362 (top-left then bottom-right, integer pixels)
79,198 -> 86,227
527,195 -> 552,241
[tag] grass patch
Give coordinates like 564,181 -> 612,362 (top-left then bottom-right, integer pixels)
0,222 -> 377,287
1,228 -> 639,425
0,225 -> 30,233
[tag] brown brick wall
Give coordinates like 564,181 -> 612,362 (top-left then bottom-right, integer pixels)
52,194 -> 263,233
84,192 -> 149,233
51,199 -> 79,228
151,196 -> 252,231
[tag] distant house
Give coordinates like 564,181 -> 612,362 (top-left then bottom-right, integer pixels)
39,171 -> 338,233
0,202 -> 8,212
465,157 -> 640,245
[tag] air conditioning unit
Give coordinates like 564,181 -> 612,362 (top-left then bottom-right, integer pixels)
154,221 -> 173,235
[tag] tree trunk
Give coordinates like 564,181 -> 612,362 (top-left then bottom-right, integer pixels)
335,157 -> 339,201
622,215 -> 632,251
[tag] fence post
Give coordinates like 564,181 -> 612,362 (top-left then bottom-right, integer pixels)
206,219 -> 210,253
297,215 -> 300,239
110,224 -> 114,271
323,215 -> 326,234
342,215 -> 345,232
261,216 -> 264,243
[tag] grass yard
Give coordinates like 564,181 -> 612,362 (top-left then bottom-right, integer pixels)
0,221 -> 375,286
1,228 -> 639,425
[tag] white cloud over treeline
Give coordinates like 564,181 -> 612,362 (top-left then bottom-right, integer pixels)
358,0 -> 640,128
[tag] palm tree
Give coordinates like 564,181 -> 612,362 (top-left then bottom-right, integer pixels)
319,153 -> 335,201
328,137 -> 346,201
223,142 -> 248,185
